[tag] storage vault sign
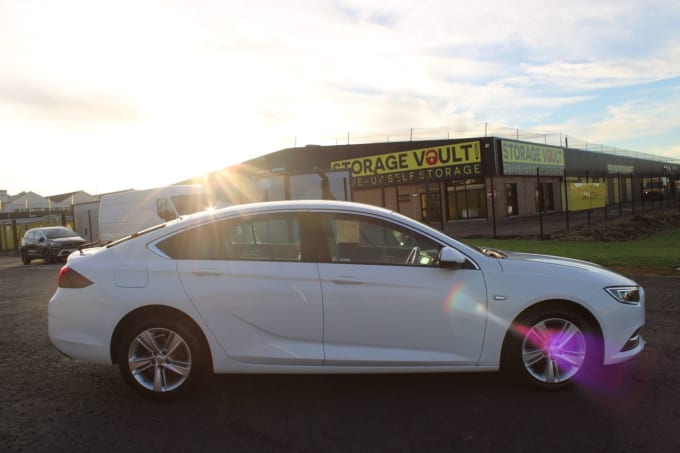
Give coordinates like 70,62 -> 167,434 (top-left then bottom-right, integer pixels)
331,141 -> 481,188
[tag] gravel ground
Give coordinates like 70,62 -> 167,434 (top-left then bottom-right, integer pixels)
1,258 -> 679,452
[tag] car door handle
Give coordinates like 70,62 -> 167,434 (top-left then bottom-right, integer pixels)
192,271 -> 223,277
331,277 -> 363,285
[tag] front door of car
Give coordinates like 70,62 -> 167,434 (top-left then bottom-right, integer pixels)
22,231 -> 35,256
165,213 -> 324,365
31,231 -> 43,257
313,213 -> 488,366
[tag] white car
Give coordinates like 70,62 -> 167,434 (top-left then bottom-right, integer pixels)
48,200 -> 645,399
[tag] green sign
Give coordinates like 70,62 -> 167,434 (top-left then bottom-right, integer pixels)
501,140 -> 565,176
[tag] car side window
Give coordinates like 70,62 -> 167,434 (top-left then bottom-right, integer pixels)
156,214 -> 302,262
318,213 -> 441,266
227,216 -> 301,261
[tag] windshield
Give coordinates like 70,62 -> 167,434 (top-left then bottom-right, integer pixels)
44,228 -> 79,239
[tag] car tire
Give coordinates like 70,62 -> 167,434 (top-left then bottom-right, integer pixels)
21,251 -> 31,265
117,316 -> 206,400
503,307 -> 602,389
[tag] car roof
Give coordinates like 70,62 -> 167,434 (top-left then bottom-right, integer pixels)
182,200 -> 396,223
228,200 -> 392,213
43,226 -> 73,229
113,199 -> 480,261
29,226 -> 75,231
105,200 -> 404,248
145,200 -> 399,236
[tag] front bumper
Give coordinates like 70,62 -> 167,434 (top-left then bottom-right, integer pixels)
601,287 -> 646,366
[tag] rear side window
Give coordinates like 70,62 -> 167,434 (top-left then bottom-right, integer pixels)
156,214 -> 302,262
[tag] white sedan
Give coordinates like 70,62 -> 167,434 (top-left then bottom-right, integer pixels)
48,200 -> 645,399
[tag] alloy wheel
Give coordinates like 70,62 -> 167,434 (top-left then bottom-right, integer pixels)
521,317 -> 587,384
127,327 -> 193,393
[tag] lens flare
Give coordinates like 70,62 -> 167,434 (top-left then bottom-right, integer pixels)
443,287 -> 648,406
442,282 -> 484,317
521,319 -> 586,383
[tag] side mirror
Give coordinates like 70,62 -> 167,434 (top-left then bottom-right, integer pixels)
156,199 -> 177,221
439,246 -> 467,267
39,237 -> 45,243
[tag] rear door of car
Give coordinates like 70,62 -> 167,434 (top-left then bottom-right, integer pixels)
313,212 -> 488,366
27,230 -> 41,257
159,212 -> 324,366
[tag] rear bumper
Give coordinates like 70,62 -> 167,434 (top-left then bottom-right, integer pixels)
48,288 -> 116,365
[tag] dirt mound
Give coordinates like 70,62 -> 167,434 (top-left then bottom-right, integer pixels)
555,208 -> 680,241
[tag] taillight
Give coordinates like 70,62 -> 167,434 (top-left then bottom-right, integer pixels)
58,266 -> 94,288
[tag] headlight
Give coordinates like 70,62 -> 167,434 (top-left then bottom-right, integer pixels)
605,286 -> 640,304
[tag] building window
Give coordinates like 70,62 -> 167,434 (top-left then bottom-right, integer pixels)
420,188 -> 442,224
446,178 -> 486,220
505,183 -> 518,216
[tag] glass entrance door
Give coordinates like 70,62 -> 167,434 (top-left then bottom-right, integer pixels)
420,190 -> 442,224
505,183 -> 518,216
446,178 -> 486,220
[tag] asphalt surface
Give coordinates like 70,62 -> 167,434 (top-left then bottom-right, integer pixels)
1,257 -> 679,452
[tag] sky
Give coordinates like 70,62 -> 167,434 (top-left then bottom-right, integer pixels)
1,0 -> 679,197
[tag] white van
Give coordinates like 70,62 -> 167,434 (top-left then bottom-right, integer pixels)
98,185 -> 217,242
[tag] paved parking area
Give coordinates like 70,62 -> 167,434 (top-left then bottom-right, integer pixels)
1,258 -> 679,452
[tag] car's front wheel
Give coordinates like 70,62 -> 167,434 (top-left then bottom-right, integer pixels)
21,251 -> 31,265
504,307 -> 601,389
117,316 -> 205,400
42,249 -> 54,264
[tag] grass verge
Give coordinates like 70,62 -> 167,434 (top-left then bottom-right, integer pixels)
463,230 -> 680,276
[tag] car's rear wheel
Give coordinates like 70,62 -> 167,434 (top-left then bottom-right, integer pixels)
117,316 -> 205,400
504,307 -> 601,389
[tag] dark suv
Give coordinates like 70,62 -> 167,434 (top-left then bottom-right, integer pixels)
20,227 -> 87,264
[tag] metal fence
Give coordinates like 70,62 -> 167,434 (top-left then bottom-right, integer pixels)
449,171 -> 680,240
1,175 -> 678,256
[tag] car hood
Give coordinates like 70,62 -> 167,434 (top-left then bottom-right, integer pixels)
495,250 -> 638,285
503,251 -> 603,269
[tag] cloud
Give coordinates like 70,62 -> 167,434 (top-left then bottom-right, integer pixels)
0,78 -> 140,126
1,0 -> 679,197
586,97 -> 680,142
654,144 -> 680,161
523,58 -> 680,91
